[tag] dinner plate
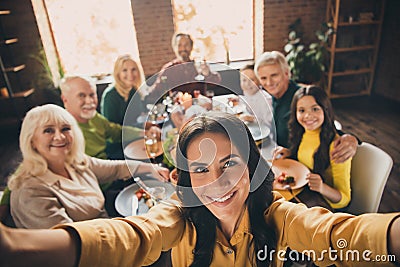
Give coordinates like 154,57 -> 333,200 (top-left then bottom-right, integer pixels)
246,122 -> 270,141
115,179 -> 176,217
136,114 -> 169,125
151,116 -> 169,126
271,158 -> 310,190
124,138 -> 163,160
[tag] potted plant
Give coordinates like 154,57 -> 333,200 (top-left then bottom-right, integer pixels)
284,19 -> 333,85
29,41 -> 65,106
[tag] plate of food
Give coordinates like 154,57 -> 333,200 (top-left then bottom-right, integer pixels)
270,158 -> 310,190
115,179 -> 176,217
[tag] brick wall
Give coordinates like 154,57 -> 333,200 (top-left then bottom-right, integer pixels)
133,0 -> 328,76
263,0 -> 327,52
1,0 -> 398,104
131,0 -> 176,76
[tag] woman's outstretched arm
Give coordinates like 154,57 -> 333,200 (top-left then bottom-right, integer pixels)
388,217 -> 400,262
0,224 -> 80,267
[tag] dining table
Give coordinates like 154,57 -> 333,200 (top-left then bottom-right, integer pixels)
124,92 -> 276,159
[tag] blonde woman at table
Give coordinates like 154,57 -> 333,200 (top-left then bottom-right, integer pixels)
274,85 -> 351,210
7,104 -> 169,229
1,112 -> 399,267
100,54 -> 146,126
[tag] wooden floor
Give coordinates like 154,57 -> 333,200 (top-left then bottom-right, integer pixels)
331,95 -> 400,213
0,95 -> 399,212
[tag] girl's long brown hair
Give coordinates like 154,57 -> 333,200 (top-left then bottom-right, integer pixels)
288,85 -> 337,175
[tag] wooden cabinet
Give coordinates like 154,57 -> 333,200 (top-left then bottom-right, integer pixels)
0,9 -> 34,125
325,0 -> 385,98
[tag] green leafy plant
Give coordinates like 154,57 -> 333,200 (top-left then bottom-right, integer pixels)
30,41 -> 64,89
284,19 -> 333,84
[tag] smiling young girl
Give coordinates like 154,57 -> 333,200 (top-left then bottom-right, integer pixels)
276,85 -> 351,210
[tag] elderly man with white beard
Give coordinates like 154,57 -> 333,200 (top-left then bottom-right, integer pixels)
60,76 -> 142,160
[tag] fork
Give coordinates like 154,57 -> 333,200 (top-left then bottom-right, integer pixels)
133,177 -> 166,201
283,184 -> 302,203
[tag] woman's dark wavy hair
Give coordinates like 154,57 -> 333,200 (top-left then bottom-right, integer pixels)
176,112 -> 276,267
288,85 -> 337,175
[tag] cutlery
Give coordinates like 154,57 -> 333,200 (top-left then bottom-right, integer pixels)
134,177 -> 166,201
283,184 -> 302,203
131,195 -> 138,216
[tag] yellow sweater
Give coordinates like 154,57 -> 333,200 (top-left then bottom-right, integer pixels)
58,193 -> 399,267
297,128 -> 352,209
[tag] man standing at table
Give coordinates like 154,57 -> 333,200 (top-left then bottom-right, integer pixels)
255,51 -> 358,163
146,33 -> 221,103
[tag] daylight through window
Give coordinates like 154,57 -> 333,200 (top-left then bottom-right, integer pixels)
172,0 -> 254,63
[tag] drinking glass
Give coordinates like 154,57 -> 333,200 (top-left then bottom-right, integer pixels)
205,89 -> 214,99
145,134 -> 159,160
194,58 -> 205,81
205,89 -> 214,109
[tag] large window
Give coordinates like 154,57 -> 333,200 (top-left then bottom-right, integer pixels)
33,0 -> 258,81
39,0 -> 141,76
172,0 -> 254,63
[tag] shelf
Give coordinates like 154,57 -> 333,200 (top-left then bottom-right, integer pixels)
0,87 -> 9,98
12,88 -> 34,98
327,45 -> 375,53
0,38 -> 18,45
331,68 -> 373,77
0,88 -> 34,100
330,90 -> 369,99
0,117 -> 20,127
325,0 -> 385,99
337,21 -> 381,27
1,8 -> 35,122
4,64 -> 25,72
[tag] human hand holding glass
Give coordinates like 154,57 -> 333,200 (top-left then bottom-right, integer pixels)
194,58 -> 207,81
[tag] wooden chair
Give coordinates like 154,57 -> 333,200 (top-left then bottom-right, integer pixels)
345,142 -> 393,215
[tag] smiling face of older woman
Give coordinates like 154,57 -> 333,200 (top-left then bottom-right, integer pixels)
32,122 -> 74,166
186,132 -> 250,232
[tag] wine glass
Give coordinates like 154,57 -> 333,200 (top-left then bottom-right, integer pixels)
205,89 -> 214,110
145,134 -> 159,162
194,58 -> 205,81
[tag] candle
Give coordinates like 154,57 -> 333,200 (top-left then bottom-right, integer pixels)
181,92 -> 192,110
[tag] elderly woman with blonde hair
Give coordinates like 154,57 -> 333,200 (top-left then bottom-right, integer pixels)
100,54 -> 146,126
8,104 -> 169,229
